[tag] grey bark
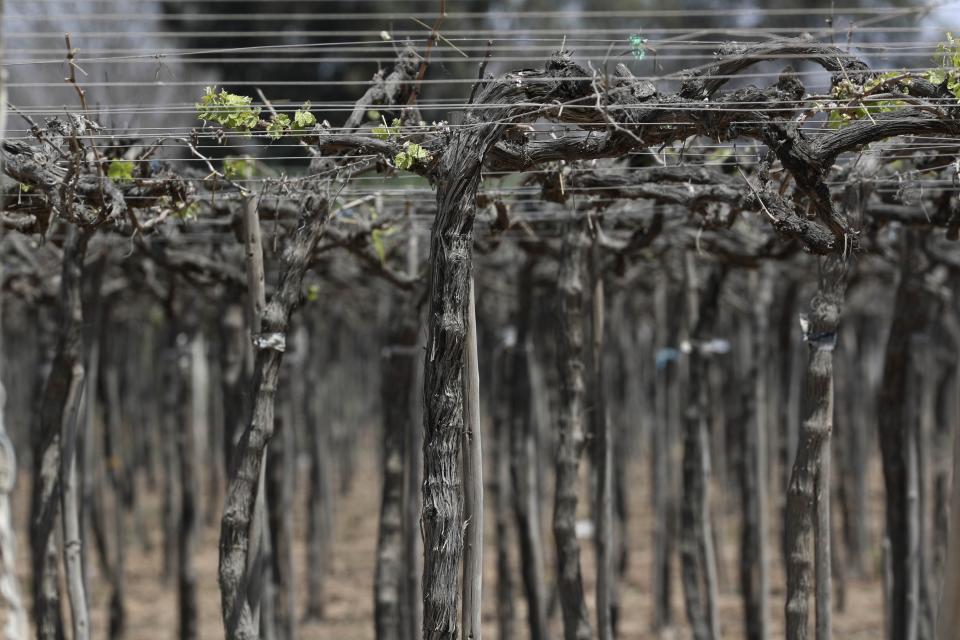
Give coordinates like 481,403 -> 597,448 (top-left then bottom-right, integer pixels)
936,323 -> 960,639
590,234 -> 613,640
99,334 -> 128,640
916,336 -> 937,640
837,321 -> 869,577
652,278 -> 678,631
491,341 -> 515,640
508,261 -> 548,640
0,193 -> 27,639
266,398 -> 295,640
679,255 -> 723,640
218,191 -> 332,640
784,256 -> 846,640
241,195 -> 270,636
420,203 -> 470,638
170,328 -> 198,640
303,319 -> 333,622
815,416 -> 833,640
418,61 -> 558,638
189,334 -> 211,526
161,339 -> 178,584
461,277 -> 483,640
220,303 -> 247,476
553,218 -> 592,640
31,227 -> 91,640
740,268 -> 772,640
403,318 -> 424,640
375,286 -> 417,640
60,352 -> 89,640
933,312 -> 959,636
877,233 -> 929,640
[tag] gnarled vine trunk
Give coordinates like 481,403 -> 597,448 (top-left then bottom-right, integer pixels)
375,288 -> 418,640
740,267 -> 772,640
679,255 -> 723,640
784,256 -> 846,640
218,193 -> 331,640
31,227 -> 91,640
508,261 -> 548,640
877,233 -> 929,640
553,217 -> 592,640
590,234 -> 613,640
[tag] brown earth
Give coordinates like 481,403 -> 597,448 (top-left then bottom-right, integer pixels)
15,431 -> 888,639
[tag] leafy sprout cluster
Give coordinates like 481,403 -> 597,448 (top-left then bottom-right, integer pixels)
223,156 -> 255,180
821,33 -> 960,127
927,32 -> 960,98
107,159 -> 135,183
372,116 -> 431,171
826,71 -> 913,127
196,87 -> 261,132
195,87 -> 316,140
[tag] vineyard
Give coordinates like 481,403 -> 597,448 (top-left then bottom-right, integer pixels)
2,1 -> 960,639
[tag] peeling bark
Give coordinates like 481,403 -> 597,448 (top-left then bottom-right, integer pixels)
167,326 -> 197,640
679,255 -> 723,640
785,256 -> 846,640
265,397 -> 295,640
420,114 -> 506,640
375,288 -> 417,640
0,202 -> 27,639
652,277 -> 680,632
303,316 -> 333,622
59,348 -> 89,640
491,341 -> 515,640
508,261 -> 548,640
218,190 -> 331,640
877,234 -> 929,640
553,218 -> 592,640
590,234 -> 613,640
740,267 -> 772,640
31,227 -> 90,640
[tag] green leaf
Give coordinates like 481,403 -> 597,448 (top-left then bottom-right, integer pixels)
827,109 -> 847,129
371,228 -> 386,264
18,183 -> 31,193
306,284 -> 320,302
406,142 -> 429,161
107,159 -> 135,183
927,68 -> 948,85
175,201 -> 202,220
223,156 -> 255,180
196,86 -> 261,133
393,142 -> 430,171
266,114 -> 291,140
706,147 -> 733,163
394,151 -> 411,170
373,117 -> 402,140
293,102 -> 317,129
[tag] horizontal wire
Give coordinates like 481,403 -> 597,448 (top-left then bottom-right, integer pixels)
6,49 -> 957,67
2,29 -> 947,45
3,15 -> 958,227
5,66 -> 949,88
5,5 -> 948,20
12,90 -> 960,115
1,88 -> 945,121
4,31 -> 953,55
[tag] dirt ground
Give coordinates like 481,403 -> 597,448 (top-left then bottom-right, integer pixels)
15,431 -> 887,639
